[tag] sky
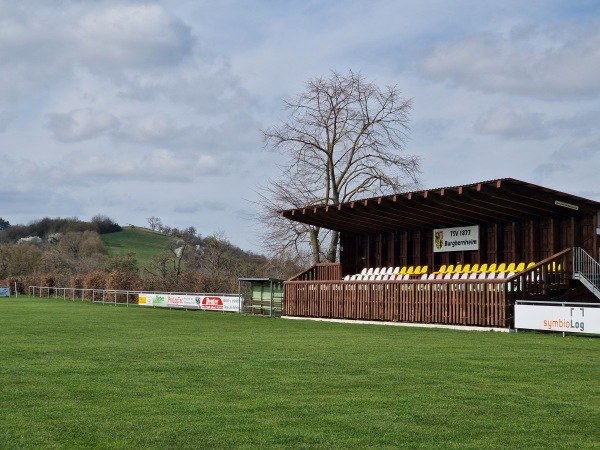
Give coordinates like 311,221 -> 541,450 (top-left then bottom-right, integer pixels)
1,0 -> 599,253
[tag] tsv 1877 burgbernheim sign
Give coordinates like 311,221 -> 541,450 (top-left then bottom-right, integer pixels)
433,225 -> 479,253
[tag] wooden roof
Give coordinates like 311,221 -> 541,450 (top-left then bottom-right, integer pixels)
280,178 -> 600,233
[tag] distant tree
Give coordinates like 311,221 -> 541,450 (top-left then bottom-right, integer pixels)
91,215 -> 122,234
147,216 -> 162,232
259,70 -> 421,264
0,218 -> 10,231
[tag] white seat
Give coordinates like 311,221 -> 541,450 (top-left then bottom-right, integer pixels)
386,267 -> 395,275
366,268 -> 374,275
360,268 -> 368,275
343,275 -> 351,280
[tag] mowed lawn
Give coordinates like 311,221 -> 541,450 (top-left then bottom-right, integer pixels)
0,298 -> 598,449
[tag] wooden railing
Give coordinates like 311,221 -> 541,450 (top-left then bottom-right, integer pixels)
284,249 -> 574,328
289,263 -> 342,282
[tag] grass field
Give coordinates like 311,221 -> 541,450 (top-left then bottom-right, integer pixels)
0,297 -> 598,449
100,227 -> 175,269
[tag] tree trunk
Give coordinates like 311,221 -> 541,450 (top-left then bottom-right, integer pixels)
326,230 -> 339,262
309,227 -> 321,265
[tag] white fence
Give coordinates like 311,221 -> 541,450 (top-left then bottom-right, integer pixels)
28,286 -> 241,312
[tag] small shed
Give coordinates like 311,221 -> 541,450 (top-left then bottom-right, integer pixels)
238,278 -> 285,316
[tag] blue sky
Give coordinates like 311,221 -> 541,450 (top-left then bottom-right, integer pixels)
1,0 -> 599,252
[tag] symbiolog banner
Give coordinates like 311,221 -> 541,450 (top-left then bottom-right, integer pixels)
515,303 -> 600,334
138,293 -> 241,312
433,225 -> 479,253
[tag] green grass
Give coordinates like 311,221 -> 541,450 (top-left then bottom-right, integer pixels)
0,297 -> 598,449
100,227 -> 175,269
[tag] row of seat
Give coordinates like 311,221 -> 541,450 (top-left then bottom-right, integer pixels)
435,262 -> 536,275
358,266 -> 428,276
346,261 -> 547,282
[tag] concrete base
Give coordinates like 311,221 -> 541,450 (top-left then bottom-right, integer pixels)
282,315 -> 509,333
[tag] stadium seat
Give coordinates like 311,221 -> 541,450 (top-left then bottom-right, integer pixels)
478,263 -> 488,272
470,263 -> 479,273
515,262 -> 525,272
454,264 -> 463,274
366,268 -> 374,275
420,265 -> 428,274
406,266 -> 415,275
462,264 -> 471,273
506,262 -> 516,272
360,268 -> 368,275
526,262 -> 535,269
496,263 -> 506,272
434,264 -> 447,274
486,263 -> 497,272
445,264 -> 455,274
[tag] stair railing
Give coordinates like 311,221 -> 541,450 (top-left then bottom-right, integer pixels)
573,247 -> 600,300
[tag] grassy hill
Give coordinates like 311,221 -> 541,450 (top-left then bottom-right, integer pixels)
100,226 -> 175,269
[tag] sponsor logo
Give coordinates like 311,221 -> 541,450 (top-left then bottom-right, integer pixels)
202,296 -> 223,310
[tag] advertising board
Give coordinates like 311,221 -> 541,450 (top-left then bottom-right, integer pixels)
515,303 -> 600,334
138,293 -> 241,312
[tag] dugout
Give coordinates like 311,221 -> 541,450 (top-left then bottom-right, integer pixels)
280,178 -> 600,328
238,278 -> 285,316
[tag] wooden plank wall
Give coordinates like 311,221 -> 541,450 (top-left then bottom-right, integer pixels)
285,279 -> 509,327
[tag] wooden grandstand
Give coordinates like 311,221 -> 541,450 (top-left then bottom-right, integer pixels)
281,178 -> 600,328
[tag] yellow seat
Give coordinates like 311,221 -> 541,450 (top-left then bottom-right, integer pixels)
497,263 -> 507,272
478,263 -> 488,273
506,262 -> 516,272
487,263 -> 497,272
399,267 -> 408,275
435,264 -> 447,274
470,263 -> 479,273
526,262 -> 535,269
454,264 -> 463,274
462,264 -> 471,273
420,265 -> 428,275
515,262 -> 525,272
414,265 -> 422,275
406,266 -> 415,275
446,264 -> 455,274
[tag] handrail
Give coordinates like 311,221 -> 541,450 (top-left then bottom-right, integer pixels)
288,263 -> 341,281
573,247 -> 600,300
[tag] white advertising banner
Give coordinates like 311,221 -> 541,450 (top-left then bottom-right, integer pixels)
515,304 -> 600,334
433,225 -> 479,253
138,293 -> 241,312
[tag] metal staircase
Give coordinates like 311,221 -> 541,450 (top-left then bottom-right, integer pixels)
573,247 -> 600,300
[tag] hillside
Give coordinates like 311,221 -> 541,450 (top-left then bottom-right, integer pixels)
100,227 -> 175,269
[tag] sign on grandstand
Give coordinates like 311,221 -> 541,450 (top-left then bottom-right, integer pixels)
433,225 -> 479,253
515,302 -> 600,335
138,293 -> 241,312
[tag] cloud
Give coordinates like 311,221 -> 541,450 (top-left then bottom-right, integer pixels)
551,136 -> 600,161
118,115 -> 171,143
74,4 -> 194,70
47,108 -> 119,142
474,106 -> 547,139
420,24 -> 600,99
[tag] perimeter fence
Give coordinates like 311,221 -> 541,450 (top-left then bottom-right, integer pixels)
28,285 -> 240,311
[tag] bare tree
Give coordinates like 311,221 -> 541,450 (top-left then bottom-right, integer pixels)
259,70 -> 421,264
147,216 -> 162,232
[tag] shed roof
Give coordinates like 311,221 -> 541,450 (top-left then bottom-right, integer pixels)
280,178 -> 600,234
